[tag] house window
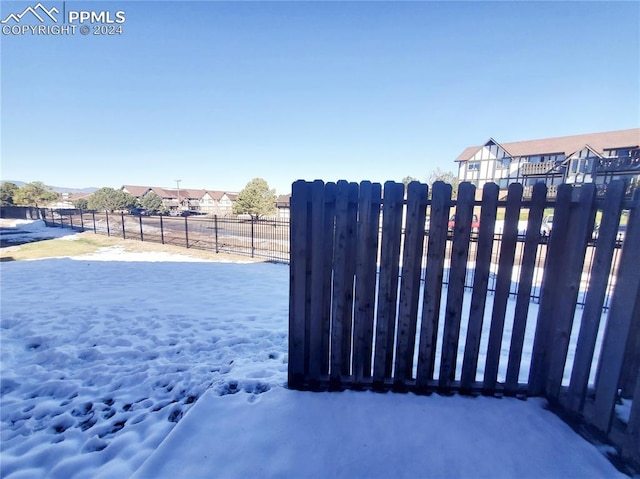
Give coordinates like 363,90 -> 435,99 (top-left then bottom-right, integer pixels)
467,162 -> 480,171
496,158 -> 511,169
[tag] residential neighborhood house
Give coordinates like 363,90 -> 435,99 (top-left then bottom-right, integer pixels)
456,128 -> 640,198
121,186 -> 239,215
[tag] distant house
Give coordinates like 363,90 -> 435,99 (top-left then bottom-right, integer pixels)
455,128 -> 640,198
276,194 -> 291,220
121,185 -> 239,215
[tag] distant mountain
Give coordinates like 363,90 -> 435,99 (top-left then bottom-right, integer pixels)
1,180 -> 98,194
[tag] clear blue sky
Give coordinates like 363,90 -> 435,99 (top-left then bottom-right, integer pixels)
1,1 -> 639,194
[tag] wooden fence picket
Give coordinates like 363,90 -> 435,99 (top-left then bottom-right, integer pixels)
439,181 -> 475,389
352,182 -> 382,385
308,181 -> 335,384
483,183 -> 523,394
591,199 -> 640,433
288,180 -> 310,388
372,181 -> 405,387
545,184 -> 597,401
529,184 -> 574,395
504,182 -> 547,395
330,181 -> 359,386
565,180 -> 626,413
394,181 -> 428,387
416,181 -> 452,390
460,183 -> 499,392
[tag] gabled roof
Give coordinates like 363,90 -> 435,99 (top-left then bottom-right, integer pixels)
276,194 -> 291,206
456,128 -> 640,162
564,144 -> 604,161
122,185 -> 240,201
205,191 -> 227,201
122,185 -> 152,197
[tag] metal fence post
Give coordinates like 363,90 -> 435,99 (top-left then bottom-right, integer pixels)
160,215 -> 165,244
121,212 -> 126,239
251,217 -> 255,258
185,216 -> 189,248
139,215 -> 144,242
92,212 -> 97,234
106,211 -> 110,237
80,210 -> 84,231
214,215 -> 219,253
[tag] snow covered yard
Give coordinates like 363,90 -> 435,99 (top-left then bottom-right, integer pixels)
0,221 -> 630,478
1,245 -> 289,478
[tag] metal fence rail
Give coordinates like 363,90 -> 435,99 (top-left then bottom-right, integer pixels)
42,210 -> 291,263
41,202 -> 624,310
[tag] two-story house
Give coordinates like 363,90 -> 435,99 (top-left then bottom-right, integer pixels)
456,129 -> 640,198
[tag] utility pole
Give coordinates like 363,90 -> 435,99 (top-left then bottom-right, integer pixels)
175,179 -> 181,211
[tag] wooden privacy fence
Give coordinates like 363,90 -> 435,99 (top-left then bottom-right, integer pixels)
288,179 -> 639,466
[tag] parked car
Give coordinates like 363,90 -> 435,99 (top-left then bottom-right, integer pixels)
593,223 -> 627,243
130,208 -> 150,216
541,214 -> 553,236
448,214 -> 480,233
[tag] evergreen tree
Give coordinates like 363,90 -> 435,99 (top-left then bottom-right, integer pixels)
0,182 -> 19,206
73,198 -> 89,210
13,182 -> 59,207
232,178 -> 277,219
139,192 -> 165,214
87,188 -> 138,212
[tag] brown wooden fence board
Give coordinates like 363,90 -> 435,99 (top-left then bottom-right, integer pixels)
287,178 -> 638,465
373,181 -> 405,386
591,200 -> 640,432
320,183 -> 337,377
483,183 -> 523,394
529,184 -> 574,395
460,183 -> 499,392
288,180 -> 310,388
394,182 -> 429,386
330,181 -> 359,385
308,181 -> 334,382
416,181 -> 452,389
505,182 -> 547,395
565,180 -> 626,413
439,182 -> 476,389
620,290 -> 640,398
546,184 -> 597,401
352,182 -> 382,384
623,367 -> 640,463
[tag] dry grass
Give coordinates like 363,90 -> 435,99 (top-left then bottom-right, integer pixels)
0,231 -> 266,263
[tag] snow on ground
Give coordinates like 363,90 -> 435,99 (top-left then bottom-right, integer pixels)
0,221 -> 630,478
134,388 -> 622,479
1,249 -> 288,479
0,219 -> 76,245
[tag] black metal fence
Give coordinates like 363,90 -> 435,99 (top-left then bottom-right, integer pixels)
40,207 -> 624,309
42,210 -> 290,263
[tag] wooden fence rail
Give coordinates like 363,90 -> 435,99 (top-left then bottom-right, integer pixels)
288,179 -> 639,467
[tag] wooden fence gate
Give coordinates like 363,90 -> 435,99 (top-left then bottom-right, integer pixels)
288,179 -> 639,466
